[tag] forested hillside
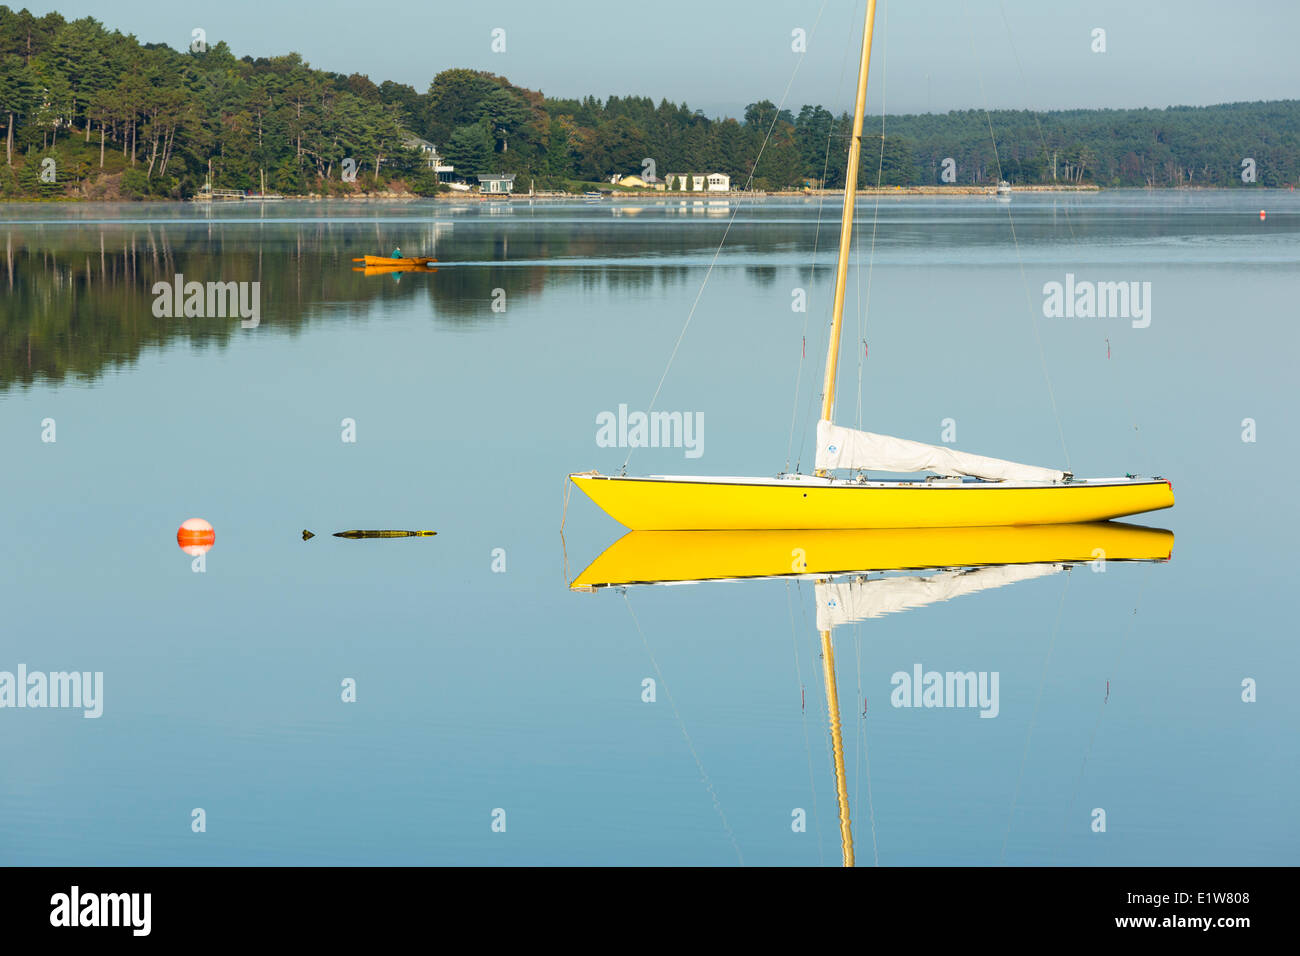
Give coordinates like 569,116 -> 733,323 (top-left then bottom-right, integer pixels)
1,6 -> 1295,199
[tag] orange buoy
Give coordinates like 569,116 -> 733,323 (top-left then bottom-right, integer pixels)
1260,210 -> 1266,220
177,517 -> 215,555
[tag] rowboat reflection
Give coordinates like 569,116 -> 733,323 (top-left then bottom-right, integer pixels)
352,264 -> 438,278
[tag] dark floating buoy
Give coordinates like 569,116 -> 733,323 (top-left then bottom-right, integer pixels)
332,530 -> 437,539
302,530 -> 315,540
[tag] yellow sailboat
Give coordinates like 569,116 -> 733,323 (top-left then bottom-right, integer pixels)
570,0 -> 1173,531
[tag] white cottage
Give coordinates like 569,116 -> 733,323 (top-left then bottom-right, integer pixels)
477,174 -> 516,194
665,172 -> 732,192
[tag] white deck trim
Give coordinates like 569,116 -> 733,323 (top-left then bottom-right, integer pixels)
576,474 -> 1165,491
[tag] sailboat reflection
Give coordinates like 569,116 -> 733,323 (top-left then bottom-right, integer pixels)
572,523 -> 1171,590
570,522 -> 1172,866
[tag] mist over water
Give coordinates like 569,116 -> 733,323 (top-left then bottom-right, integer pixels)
2,192 -> 1295,864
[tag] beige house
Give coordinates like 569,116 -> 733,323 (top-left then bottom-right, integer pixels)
613,174 -> 666,190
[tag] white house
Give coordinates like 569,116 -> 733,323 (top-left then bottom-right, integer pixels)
401,135 -> 455,181
664,172 -> 732,192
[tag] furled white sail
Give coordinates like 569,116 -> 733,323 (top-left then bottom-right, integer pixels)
815,420 -> 1066,482
815,563 -> 1063,628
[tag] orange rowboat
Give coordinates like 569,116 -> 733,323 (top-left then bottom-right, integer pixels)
352,255 -> 437,267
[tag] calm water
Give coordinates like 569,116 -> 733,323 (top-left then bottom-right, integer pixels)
1,192 -> 1296,865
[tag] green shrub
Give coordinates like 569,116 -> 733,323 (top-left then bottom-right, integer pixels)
120,168 -> 151,200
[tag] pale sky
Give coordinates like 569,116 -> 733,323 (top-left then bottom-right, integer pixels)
21,0 -> 1300,118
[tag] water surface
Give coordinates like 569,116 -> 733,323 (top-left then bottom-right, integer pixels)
1,192 -> 1296,865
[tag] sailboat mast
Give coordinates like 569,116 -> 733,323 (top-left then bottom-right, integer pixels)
821,628 -> 855,866
819,0 -> 879,433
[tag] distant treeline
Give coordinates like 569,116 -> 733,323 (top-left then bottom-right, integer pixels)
1,6 -> 1297,199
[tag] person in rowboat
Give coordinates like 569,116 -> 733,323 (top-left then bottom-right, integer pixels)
391,246 -> 402,259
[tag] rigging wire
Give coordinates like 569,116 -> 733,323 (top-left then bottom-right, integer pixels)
1052,562 -> 1153,862
791,0 -> 865,471
785,0 -> 868,476
994,2 -> 1149,473
785,120 -> 837,472
852,624 -> 881,865
629,0 -> 829,474
995,0 -> 1076,242
1105,343 -> 1151,475
621,590 -> 744,865
961,0 -> 1072,473
788,579 -> 826,866
791,122 -> 843,471
856,0 -> 889,433
804,582 -> 841,857
999,566 -> 1072,864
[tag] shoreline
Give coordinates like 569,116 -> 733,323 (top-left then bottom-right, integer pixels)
437,184 -> 1103,201
11,184 -> 1298,205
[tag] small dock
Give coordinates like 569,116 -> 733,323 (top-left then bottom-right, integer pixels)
193,188 -> 245,203
193,188 -> 286,203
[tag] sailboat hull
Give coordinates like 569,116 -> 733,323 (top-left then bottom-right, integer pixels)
570,474 -> 1174,531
